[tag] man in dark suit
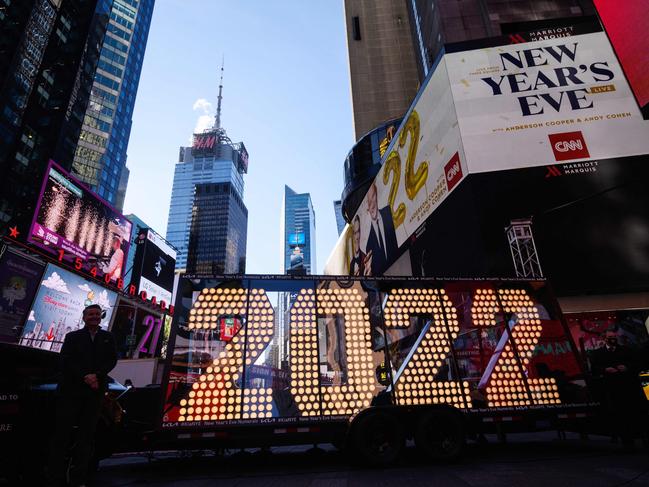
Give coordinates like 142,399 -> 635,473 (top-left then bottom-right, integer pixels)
349,215 -> 368,276
48,304 -> 117,486
590,329 -> 645,446
364,183 -> 398,276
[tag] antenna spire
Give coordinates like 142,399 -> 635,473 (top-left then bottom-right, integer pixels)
215,56 -> 224,130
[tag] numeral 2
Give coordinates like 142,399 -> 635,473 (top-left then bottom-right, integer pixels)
179,288 -> 274,421
399,110 -> 428,201
473,289 -> 560,407
384,288 -> 471,408
382,151 -> 406,228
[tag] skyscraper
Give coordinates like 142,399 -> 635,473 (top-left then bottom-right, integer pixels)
166,67 -> 249,272
0,0 -> 112,233
71,0 -> 155,210
186,182 -> 247,274
281,186 -> 316,274
333,200 -> 345,236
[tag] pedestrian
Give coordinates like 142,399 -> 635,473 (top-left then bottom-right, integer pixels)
47,304 -> 117,486
590,329 -> 645,447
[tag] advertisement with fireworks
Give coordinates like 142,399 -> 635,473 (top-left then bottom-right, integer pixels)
19,264 -> 117,352
28,160 -> 132,283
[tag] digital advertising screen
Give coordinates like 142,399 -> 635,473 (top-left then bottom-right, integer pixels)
28,161 -> 132,284
131,229 -> 176,305
0,249 -> 44,344
594,0 -> 649,118
20,264 -> 117,352
287,232 -> 305,246
326,19 -> 649,280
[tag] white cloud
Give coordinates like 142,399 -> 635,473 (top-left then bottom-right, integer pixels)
78,283 -> 92,293
192,98 -> 212,113
41,272 -> 70,294
96,290 -> 111,310
194,114 -> 214,134
191,98 -> 215,139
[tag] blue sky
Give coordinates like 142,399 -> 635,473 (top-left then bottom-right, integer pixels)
123,0 -> 354,274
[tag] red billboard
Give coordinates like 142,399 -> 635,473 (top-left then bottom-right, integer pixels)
594,0 -> 649,118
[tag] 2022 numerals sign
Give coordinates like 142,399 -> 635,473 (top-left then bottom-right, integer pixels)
176,286 -> 559,422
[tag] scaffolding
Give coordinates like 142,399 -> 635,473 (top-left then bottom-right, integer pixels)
505,219 -> 543,278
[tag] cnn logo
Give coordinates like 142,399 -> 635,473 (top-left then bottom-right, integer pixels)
548,131 -> 590,161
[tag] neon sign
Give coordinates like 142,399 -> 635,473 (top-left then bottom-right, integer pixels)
192,134 -> 217,151
172,283 -> 565,423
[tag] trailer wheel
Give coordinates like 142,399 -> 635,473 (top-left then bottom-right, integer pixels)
349,411 -> 404,466
414,410 -> 465,462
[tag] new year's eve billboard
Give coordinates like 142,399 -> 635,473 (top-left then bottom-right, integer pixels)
328,20 -> 649,280
20,264 -> 117,352
446,27 -> 649,173
29,161 -> 132,284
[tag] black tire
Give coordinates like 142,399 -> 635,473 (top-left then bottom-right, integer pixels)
414,409 -> 465,462
349,411 -> 404,467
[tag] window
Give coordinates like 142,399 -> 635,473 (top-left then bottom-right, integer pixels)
352,16 -> 361,40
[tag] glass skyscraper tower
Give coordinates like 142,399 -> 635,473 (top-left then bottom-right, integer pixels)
72,0 -> 155,210
0,0 -> 112,233
166,69 -> 249,272
281,186 -> 316,274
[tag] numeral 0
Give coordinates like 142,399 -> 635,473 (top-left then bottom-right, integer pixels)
290,287 -> 374,416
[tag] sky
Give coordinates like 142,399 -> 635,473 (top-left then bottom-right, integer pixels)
123,0 -> 354,274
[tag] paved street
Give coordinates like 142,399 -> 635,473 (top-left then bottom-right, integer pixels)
92,433 -> 649,487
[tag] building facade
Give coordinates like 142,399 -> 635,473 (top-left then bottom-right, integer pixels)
186,181 -> 247,275
71,0 -> 155,210
344,0 -> 420,141
0,0 -> 112,233
407,0 -> 596,80
281,186 -> 316,274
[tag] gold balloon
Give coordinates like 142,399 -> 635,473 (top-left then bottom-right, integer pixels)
399,110 -> 429,201
382,150 -> 406,228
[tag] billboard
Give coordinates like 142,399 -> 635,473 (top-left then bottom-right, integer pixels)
20,264 -> 117,352
191,131 -> 219,156
131,229 -> 176,305
110,299 -> 164,359
287,232 -> 305,246
29,161 -> 132,284
346,57 -> 465,277
594,0 -> 649,118
0,249 -> 44,343
446,29 -> 649,173
330,20 -> 649,279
